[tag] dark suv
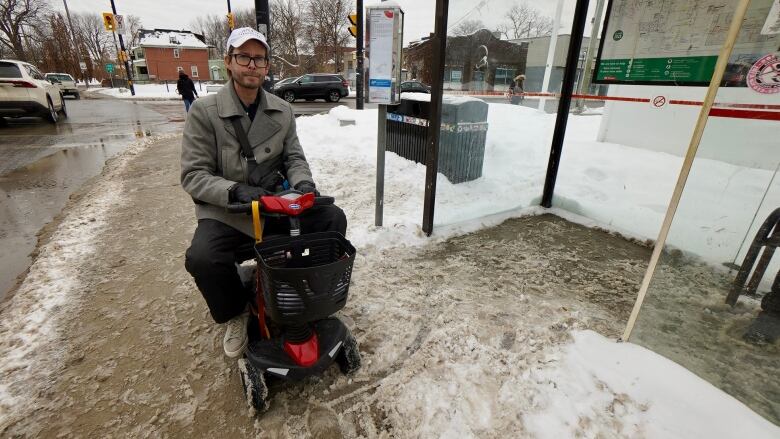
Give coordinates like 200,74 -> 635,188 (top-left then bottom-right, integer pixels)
274,73 -> 350,103
401,81 -> 430,94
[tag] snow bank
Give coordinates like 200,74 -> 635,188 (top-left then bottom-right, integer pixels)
96,83 -> 212,99
297,102 -> 779,265
525,331 -> 779,438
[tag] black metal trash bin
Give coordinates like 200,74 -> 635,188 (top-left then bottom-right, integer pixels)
385,96 -> 489,183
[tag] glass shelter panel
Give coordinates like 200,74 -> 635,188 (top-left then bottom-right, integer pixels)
422,0 -> 572,227
629,28 -> 780,426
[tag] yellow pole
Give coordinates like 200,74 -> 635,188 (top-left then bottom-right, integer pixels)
621,0 -> 753,342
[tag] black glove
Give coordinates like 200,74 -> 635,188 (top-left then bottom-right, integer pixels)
295,181 -> 319,196
229,183 -> 269,203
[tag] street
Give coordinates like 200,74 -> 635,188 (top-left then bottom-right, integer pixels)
0,91 -> 367,300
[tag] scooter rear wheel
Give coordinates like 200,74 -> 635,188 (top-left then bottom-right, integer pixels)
238,357 -> 270,413
336,334 -> 361,375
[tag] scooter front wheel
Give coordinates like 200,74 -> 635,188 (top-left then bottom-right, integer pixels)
238,357 -> 270,413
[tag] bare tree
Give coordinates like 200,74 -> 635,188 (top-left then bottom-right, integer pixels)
73,12 -> 111,63
0,0 -> 49,61
303,0 -> 350,73
234,8 -> 256,29
191,13 -> 228,56
450,19 -> 486,37
125,14 -> 142,49
36,12 -> 80,75
271,0 -> 303,64
500,2 -> 554,39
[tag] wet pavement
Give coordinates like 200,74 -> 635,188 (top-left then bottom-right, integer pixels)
0,96 -> 185,300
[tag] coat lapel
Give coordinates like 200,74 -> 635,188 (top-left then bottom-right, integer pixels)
246,89 -> 282,148
218,83 -> 284,148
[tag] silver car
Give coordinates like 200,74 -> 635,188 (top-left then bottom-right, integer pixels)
45,72 -> 80,99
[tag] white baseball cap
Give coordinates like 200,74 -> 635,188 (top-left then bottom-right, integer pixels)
226,27 -> 270,54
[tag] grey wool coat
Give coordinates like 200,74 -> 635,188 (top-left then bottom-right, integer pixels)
180,80 -> 313,237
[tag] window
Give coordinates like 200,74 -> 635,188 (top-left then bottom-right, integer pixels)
25,65 -> 43,80
173,48 -> 180,58
450,69 -> 462,82
191,65 -> 199,78
299,75 -> 314,84
494,68 -> 516,86
0,62 -> 22,78
46,74 -> 73,82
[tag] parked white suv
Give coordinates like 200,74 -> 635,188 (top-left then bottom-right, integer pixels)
44,72 -> 80,99
0,59 -> 67,123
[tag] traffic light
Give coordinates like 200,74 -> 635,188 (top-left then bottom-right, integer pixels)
102,12 -> 115,32
227,13 -> 235,30
348,13 -> 358,38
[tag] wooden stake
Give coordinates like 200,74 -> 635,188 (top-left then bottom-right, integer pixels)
621,0 -> 754,342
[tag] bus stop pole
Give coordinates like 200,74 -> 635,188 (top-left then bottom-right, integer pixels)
540,0 -> 590,208
421,0 -> 450,236
375,105 -> 387,227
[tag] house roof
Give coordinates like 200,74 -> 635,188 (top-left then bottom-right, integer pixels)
136,29 -> 208,49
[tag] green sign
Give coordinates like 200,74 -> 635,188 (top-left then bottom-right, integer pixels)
595,0 -> 780,86
105,63 -> 114,73
596,56 -> 719,82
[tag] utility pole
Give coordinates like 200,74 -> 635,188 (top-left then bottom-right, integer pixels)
538,0 -> 564,112
574,0 -> 606,113
62,0 -> 88,88
356,0 -> 364,109
109,0 -> 135,96
255,0 -> 273,84
227,0 -> 235,31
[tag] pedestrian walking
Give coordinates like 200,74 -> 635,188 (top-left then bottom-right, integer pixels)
176,71 -> 199,112
509,74 -> 525,105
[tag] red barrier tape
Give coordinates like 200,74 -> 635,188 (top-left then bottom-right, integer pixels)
442,90 -> 779,120
708,108 -> 780,121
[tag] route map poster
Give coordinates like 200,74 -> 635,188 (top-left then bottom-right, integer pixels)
594,0 -> 780,88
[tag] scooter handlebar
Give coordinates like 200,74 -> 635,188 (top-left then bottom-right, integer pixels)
226,194 -> 334,215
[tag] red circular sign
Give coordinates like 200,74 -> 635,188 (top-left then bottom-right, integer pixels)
653,95 -> 667,108
747,54 -> 780,94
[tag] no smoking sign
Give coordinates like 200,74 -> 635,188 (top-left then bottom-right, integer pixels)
650,95 -> 668,109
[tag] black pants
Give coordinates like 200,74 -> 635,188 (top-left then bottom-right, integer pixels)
185,205 -> 347,323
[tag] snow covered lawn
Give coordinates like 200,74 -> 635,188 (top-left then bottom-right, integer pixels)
95,82 -> 214,99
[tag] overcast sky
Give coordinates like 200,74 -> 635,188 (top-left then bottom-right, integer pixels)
57,0 -> 599,44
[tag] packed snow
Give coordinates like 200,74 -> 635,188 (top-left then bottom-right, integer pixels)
1,99 -> 778,436
137,30 -> 208,49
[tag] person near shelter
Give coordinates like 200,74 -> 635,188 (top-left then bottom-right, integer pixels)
180,27 -> 347,358
176,70 -> 199,112
509,74 -> 525,105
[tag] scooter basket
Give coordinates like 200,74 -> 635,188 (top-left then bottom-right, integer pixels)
254,231 -> 356,324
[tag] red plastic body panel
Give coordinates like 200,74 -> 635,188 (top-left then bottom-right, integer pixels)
260,193 -> 315,216
283,333 -> 319,367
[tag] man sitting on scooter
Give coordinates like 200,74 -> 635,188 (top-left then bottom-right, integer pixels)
180,27 -> 347,358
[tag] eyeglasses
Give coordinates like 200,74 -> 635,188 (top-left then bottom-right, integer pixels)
232,53 -> 269,68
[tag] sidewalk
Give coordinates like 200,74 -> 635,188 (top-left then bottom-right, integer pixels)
0,133 -> 776,436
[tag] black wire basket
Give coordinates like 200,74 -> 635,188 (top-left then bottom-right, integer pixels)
255,231 -> 356,324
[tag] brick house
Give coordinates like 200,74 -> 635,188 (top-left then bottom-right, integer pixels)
405,29 -> 528,92
131,29 -> 210,82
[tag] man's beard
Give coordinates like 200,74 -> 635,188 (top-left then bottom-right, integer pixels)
235,71 -> 262,89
